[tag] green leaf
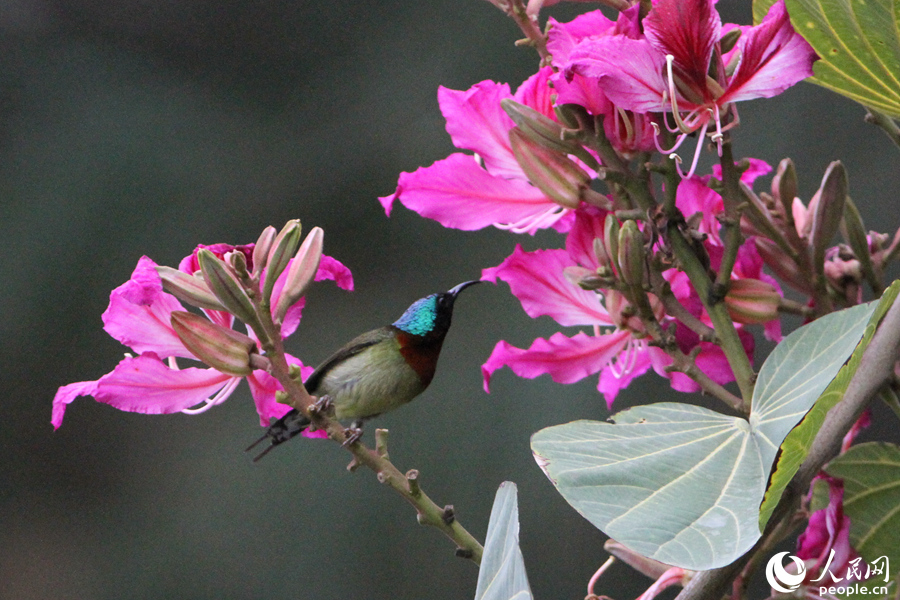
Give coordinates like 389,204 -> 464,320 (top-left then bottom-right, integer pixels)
826,442 -> 900,578
753,0 -> 780,24
531,301 -> 876,571
474,482 -> 533,600
759,281 -> 900,529
784,0 -> 900,118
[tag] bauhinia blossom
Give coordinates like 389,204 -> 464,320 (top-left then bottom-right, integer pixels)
481,206 -> 755,407
564,0 -> 817,174
52,243 -> 353,429
379,67 -> 586,235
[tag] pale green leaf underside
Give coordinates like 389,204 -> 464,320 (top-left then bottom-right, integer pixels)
475,482 -> 533,600
784,0 -> 900,118
827,442 -> 900,576
758,281 -> 900,529
531,302 -> 875,571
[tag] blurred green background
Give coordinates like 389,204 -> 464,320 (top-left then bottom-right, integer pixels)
3,1 -> 899,599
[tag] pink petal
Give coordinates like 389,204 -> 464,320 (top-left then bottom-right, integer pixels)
644,0 -> 721,96
675,175 -> 723,242
438,81 -> 522,180
379,153 -> 569,234
482,245 -> 611,326
90,353 -> 235,417
513,66 -> 557,120
102,259 -> 193,359
597,344 -> 657,408
567,36 -> 670,114
315,255 -> 354,290
566,206 -> 610,270
273,254 -> 354,339
482,330 -> 630,391
246,369 -> 289,425
711,158 -> 773,185
52,380 -> 99,429
722,0 -> 817,103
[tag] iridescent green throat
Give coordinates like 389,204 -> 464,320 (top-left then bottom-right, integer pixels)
393,295 -> 438,336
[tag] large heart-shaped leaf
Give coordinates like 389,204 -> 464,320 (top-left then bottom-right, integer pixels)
531,301 -> 876,570
826,442 -> 900,578
761,0 -> 900,117
474,482 -> 533,600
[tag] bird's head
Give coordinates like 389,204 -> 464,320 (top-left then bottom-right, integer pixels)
392,280 -> 481,337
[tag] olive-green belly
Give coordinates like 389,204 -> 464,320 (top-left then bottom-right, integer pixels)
313,341 -> 427,420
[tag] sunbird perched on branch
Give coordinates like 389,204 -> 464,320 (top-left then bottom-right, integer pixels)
247,280 -> 481,460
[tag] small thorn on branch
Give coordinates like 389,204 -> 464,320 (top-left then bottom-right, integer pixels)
406,469 -> 421,497
442,505 -> 456,525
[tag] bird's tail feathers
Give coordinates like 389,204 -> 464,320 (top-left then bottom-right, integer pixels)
246,410 -> 311,462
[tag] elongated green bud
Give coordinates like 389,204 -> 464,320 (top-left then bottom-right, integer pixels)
617,220 -> 645,287
773,158 -> 798,232
810,161 -> 847,264
156,266 -> 226,311
171,311 -> 257,376
509,128 -> 589,209
198,249 -> 258,326
264,220 -> 302,303
274,226 -> 324,323
502,99 -> 578,155
603,214 -> 621,276
593,237 -> 613,273
252,226 -> 277,276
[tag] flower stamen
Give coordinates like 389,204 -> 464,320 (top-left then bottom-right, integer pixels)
181,377 -> 242,415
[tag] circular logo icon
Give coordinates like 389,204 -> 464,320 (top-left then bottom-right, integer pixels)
765,551 -> 807,593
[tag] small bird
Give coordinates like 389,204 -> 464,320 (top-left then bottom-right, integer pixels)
247,280 -> 481,460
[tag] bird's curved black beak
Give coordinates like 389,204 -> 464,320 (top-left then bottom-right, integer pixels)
447,280 -> 482,297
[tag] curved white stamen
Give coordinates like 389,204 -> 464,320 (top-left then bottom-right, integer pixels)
495,205 -> 568,234
711,105 -> 724,156
609,338 -> 644,379
653,127 -> 689,155
167,356 -> 180,370
665,56 -> 697,135
181,377 -> 242,415
684,118 -> 711,178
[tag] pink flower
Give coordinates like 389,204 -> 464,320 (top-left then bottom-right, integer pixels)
52,245 -> 353,429
565,0 -> 816,174
546,6 -> 657,156
379,67 -> 582,235
481,207 -> 752,407
796,475 -> 858,586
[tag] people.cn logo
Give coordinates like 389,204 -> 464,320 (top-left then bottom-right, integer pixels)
766,552 -> 807,593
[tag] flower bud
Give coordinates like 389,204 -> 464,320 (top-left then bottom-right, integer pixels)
617,220 -> 646,287
755,238 -> 810,293
170,311 -> 257,376
809,161 -> 847,264
509,127 -> 590,209
274,226 -> 324,323
840,196 -> 876,276
773,159 -> 798,213
502,99 -> 578,155
264,220 -> 302,302
198,249 -> 259,326
563,265 -> 611,290
252,226 -> 278,276
593,237 -> 612,272
156,266 -> 226,312
723,278 -> 780,324
603,214 -> 621,276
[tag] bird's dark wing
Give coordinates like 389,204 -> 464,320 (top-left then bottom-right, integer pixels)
303,327 -> 395,394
